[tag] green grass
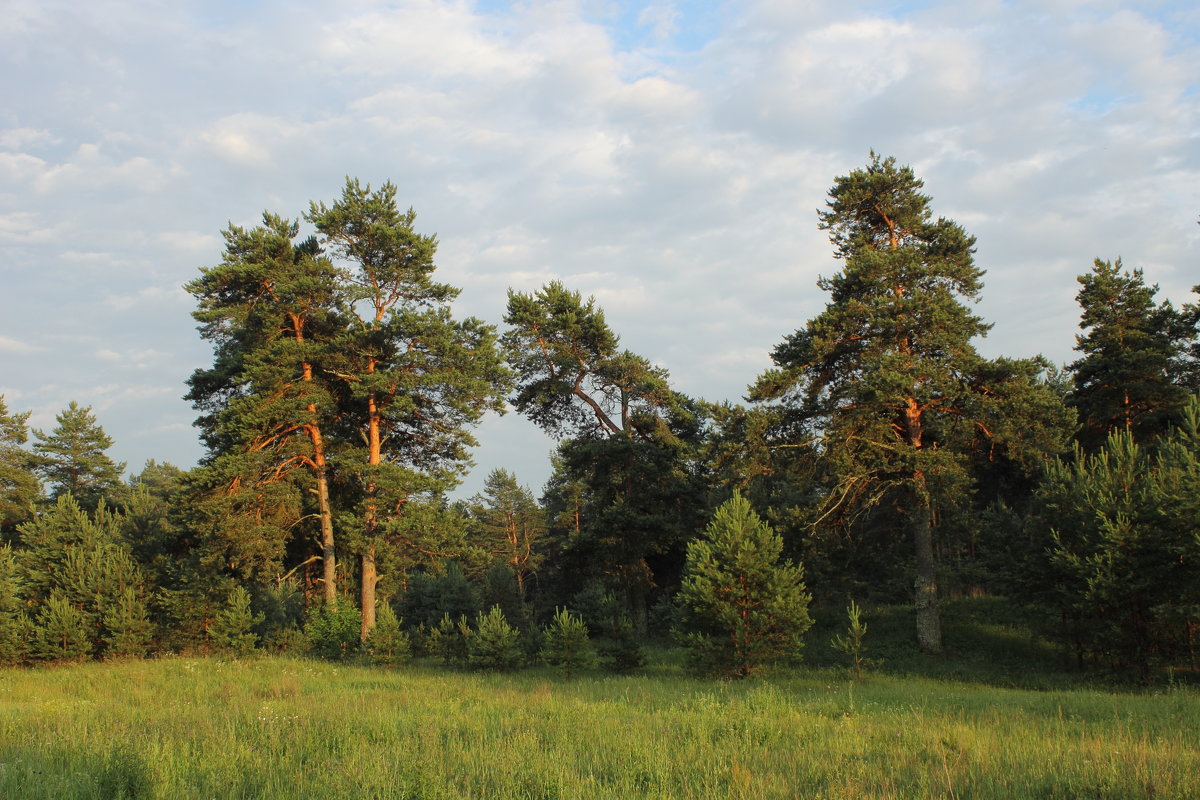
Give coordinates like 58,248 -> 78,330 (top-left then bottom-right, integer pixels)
2,654 -> 1197,799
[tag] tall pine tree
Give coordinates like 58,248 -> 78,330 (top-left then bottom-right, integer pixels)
752,153 -> 1068,653
308,179 -> 509,640
186,213 -> 344,601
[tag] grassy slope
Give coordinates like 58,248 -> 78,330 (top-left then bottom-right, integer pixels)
1,651 -> 1197,800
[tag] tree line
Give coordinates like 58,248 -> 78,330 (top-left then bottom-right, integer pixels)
1,154 -> 1198,678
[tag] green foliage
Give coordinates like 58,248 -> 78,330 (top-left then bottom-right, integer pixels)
467,469 -> 546,596
676,493 -> 812,677
0,396 -> 39,540
0,545 -> 29,665
32,402 -> 125,510
1030,397 -> 1200,678
540,607 -> 596,678
831,599 -> 870,682
570,583 -> 645,672
304,602 -> 361,660
15,495 -> 150,658
750,152 -> 1071,654
366,602 -> 411,666
429,612 -> 471,667
503,283 -> 707,631
401,563 -> 481,629
467,605 -> 523,671
1069,258 -> 1194,450
101,586 -> 154,659
210,586 -> 262,658
33,593 -> 93,662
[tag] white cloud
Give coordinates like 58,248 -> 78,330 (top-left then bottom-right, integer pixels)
0,335 -> 45,354
0,212 -> 59,243
0,0 -> 1196,491
0,127 -> 59,149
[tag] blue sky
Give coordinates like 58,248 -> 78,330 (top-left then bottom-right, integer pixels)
1,0 -> 1197,498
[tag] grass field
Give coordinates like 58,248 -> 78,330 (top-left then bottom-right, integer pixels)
1,650 -> 1197,800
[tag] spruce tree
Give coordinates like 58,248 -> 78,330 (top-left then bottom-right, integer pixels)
32,402 -> 125,509
675,493 -> 811,677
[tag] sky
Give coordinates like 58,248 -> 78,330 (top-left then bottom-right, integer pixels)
1,0 -> 1198,499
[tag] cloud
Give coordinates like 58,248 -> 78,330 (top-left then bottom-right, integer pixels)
0,0 -> 1196,495
0,335 -> 46,354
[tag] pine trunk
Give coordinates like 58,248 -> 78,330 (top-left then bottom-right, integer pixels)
361,545 -> 376,641
912,498 -> 942,654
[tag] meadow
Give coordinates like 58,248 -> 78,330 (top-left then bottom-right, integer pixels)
1,648 -> 1196,800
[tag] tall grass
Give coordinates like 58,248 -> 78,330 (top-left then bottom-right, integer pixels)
1,655 -> 1196,799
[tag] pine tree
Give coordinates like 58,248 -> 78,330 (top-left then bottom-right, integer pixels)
0,545 -> 30,665
308,179 -> 509,641
751,153 -> 1068,653
34,593 -> 93,662
186,213 -> 343,601
32,402 -> 125,509
675,493 -> 812,677
1032,396 -> 1200,678
210,586 -> 261,657
467,469 -> 546,597
366,601 -> 411,665
0,396 -> 39,541
467,605 -> 523,671
1069,258 -> 1193,450
540,607 -> 596,678
101,586 -> 154,659
503,282 -> 706,632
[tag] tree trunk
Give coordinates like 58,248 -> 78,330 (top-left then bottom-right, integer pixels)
361,383 -> 381,642
316,464 -> 336,605
912,498 -> 942,654
360,545 -> 377,642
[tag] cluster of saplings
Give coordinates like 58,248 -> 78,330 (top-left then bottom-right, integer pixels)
2,153 -> 1198,681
